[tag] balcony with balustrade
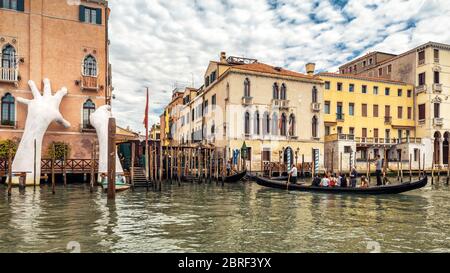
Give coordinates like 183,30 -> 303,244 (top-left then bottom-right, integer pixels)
311,102 -> 321,112
242,96 -> 253,106
415,84 -> 427,94
432,83 -> 442,93
272,99 -> 289,109
433,117 -> 444,127
0,66 -> 18,84
81,75 -> 98,91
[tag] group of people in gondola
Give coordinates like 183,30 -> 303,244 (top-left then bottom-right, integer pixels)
310,169 -> 370,188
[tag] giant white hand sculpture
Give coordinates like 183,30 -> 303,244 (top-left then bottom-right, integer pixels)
89,105 -> 125,182
12,79 -> 70,185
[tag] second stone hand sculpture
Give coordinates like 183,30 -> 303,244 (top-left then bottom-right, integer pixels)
89,105 -> 126,184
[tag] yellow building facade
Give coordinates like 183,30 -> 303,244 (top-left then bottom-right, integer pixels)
319,73 -> 422,172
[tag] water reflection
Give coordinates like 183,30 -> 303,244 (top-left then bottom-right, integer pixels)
0,178 -> 449,253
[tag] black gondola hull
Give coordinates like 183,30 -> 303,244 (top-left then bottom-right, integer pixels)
250,175 -> 428,195
220,170 -> 247,183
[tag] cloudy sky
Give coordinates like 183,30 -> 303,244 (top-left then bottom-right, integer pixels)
108,0 -> 450,133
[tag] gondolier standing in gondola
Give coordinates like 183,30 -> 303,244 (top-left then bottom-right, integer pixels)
226,160 -> 232,176
375,154 -> 383,186
288,165 -> 298,184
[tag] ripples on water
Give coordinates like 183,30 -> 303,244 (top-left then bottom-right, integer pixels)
0,178 -> 449,253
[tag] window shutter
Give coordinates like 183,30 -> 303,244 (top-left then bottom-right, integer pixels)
96,8 -> 102,25
79,5 -> 86,22
17,0 -> 25,11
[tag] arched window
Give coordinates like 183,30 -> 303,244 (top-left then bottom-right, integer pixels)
312,115 -> 318,138
83,55 -> 97,77
289,114 -> 295,136
83,99 -> 96,129
1,93 -> 15,126
254,111 -> 260,135
271,112 -> 278,136
312,86 -> 318,103
1,45 -> 17,81
244,111 -> 250,135
280,83 -> 287,100
280,113 -> 287,136
273,83 -> 279,99
263,111 -> 270,135
1,45 -> 17,69
244,78 -> 251,97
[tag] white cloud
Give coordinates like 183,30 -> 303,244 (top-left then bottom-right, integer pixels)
109,0 -> 450,133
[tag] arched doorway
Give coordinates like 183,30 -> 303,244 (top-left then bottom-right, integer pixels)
444,132 -> 449,165
434,131 -> 441,165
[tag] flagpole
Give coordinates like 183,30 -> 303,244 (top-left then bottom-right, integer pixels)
145,87 -> 149,181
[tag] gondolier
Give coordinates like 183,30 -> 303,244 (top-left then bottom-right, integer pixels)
375,155 -> 383,186
288,165 -> 298,184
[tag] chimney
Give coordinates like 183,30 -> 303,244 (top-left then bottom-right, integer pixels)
306,63 -> 316,75
220,52 -> 226,63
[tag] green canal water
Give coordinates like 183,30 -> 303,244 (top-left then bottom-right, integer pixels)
0,178 -> 449,253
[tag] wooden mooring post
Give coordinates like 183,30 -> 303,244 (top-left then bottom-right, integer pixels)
432,162 -> 435,185
409,153 -> 412,182
301,154 -> 304,177
418,151 -> 422,178
159,144 -> 163,190
90,140 -> 96,193
63,142 -> 67,187
422,153 -> 426,178
131,142 -> 135,189
107,117 -> 116,199
7,147 -> 13,197
33,138 -> 37,191
51,143 -> 56,194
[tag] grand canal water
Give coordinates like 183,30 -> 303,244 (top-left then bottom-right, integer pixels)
1,178 -> 449,253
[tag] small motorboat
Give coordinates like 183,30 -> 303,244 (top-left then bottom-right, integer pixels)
250,175 -> 428,195
100,174 -> 130,192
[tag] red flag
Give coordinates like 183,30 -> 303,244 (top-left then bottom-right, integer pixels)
143,88 -> 149,140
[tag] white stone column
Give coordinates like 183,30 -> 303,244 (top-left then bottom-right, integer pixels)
439,138 -> 444,167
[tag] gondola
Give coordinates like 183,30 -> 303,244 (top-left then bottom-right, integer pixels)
250,175 -> 428,195
220,170 -> 247,183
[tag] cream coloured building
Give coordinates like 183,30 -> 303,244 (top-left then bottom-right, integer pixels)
172,53 -> 325,173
